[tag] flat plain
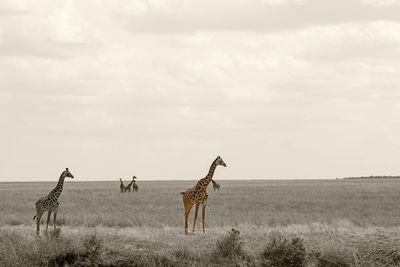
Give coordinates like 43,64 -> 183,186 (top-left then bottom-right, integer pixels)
1,179 -> 400,266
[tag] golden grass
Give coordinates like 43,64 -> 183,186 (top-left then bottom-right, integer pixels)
1,222 -> 400,266
1,179 -> 400,266
2,179 -> 400,228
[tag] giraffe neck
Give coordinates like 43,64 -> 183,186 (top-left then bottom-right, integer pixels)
127,180 -> 134,187
202,161 -> 218,188
49,174 -> 65,199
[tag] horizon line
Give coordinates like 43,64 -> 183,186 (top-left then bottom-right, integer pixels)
0,177 -> 338,183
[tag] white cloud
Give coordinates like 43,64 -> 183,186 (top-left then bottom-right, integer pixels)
47,4 -> 87,43
361,0 -> 400,6
121,0 -> 400,33
0,0 -> 31,11
260,0 -> 305,5
1,0 -> 400,180
109,0 -> 148,15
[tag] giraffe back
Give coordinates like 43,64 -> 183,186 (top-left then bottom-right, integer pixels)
183,178 -> 209,204
35,196 -> 59,211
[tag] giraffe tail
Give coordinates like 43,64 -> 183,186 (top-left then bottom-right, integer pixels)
33,215 -> 37,220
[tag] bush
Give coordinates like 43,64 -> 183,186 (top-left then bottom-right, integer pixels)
48,251 -> 78,267
0,228 -> 79,267
174,247 -> 199,263
213,228 -> 246,259
260,234 -> 306,267
55,216 -> 67,226
309,246 -> 361,267
82,233 -> 104,264
210,228 -> 254,266
311,251 -> 352,267
112,253 -> 189,267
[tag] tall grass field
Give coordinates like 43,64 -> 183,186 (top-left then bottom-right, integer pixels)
1,179 -> 400,266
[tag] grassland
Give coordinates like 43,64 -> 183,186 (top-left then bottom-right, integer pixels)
1,179 -> 400,266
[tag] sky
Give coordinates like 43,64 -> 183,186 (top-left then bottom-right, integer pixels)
1,0 -> 400,181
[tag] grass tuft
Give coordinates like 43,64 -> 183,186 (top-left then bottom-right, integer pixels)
260,232 -> 306,267
4,215 -> 24,226
211,228 -> 251,266
82,233 -> 104,264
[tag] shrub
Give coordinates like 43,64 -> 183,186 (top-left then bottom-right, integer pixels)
311,251 -> 352,267
213,228 -> 246,259
112,253 -> 186,267
82,233 -> 104,264
360,235 -> 400,266
174,247 -> 199,263
210,228 -> 253,266
153,254 -> 177,267
388,248 -> 400,266
260,234 -> 306,267
307,246 -> 361,267
0,228 -> 80,267
48,251 -> 78,267
55,216 -> 67,226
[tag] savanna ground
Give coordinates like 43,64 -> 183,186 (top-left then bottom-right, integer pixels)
1,179 -> 400,266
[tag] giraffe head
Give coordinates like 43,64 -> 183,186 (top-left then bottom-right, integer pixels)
62,168 -> 74,179
132,176 -> 137,180
215,156 -> 227,167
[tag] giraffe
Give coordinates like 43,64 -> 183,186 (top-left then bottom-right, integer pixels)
124,177 -> 136,192
211,179 -> 220,191
33,168 -> 74,235
120,178 -> 125,193
132,181 -> 138,192
181,156 -> 226,234
130,176 -> 138,192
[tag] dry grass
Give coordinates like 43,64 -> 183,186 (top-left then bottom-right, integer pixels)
1,179 -> 400,266
2,179 -> 400,228
1,223 -> 400,266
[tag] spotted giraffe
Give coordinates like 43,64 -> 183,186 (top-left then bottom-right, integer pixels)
132,181 -> 138,192
120,178 -> 125,193
180,156 -> 227,234
211,179 -> 220,191
124,176 -> 136,192
131,176 -> 138,192
33,168 -> 74,235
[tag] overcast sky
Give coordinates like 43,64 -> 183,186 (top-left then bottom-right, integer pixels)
1,0 -> 400,181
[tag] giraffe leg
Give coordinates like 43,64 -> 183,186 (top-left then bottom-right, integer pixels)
46,210 -> 52,232
36,211 -> 44,235
184,201 -> 193,234
192,204 -> 199,234
202,204 -> 207,234
53,211 -> 57,232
